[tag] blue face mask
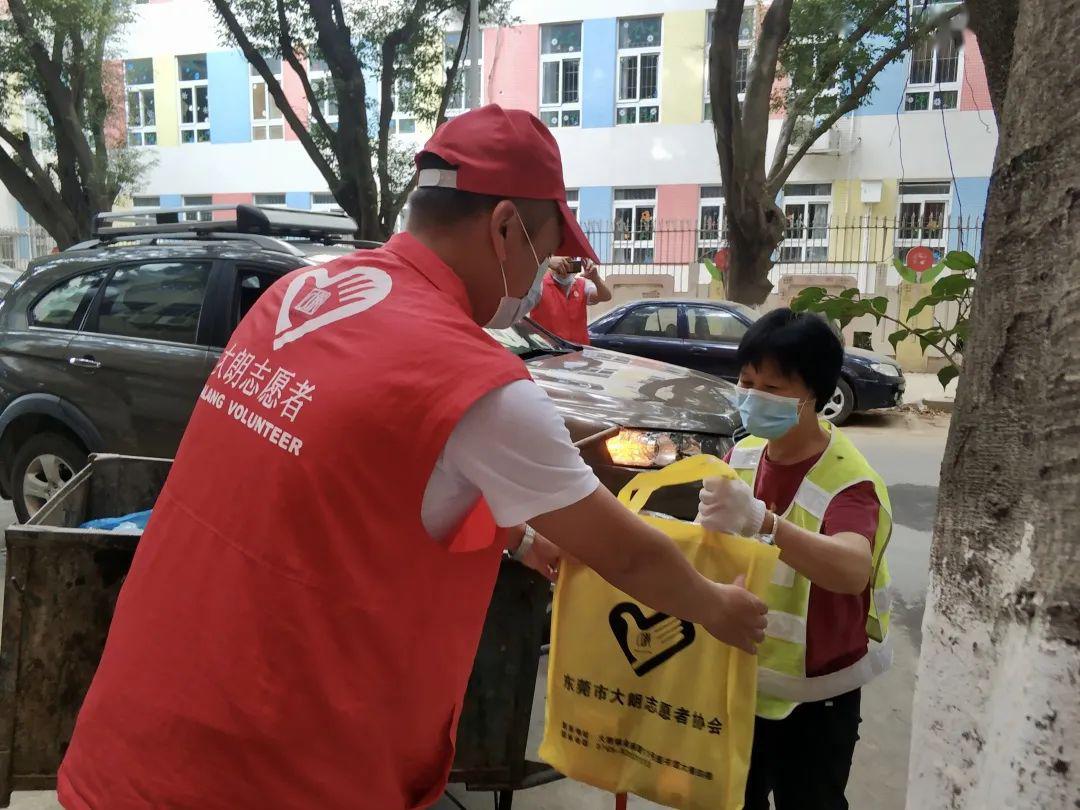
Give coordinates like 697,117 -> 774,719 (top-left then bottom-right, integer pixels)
735,387 -> 808,439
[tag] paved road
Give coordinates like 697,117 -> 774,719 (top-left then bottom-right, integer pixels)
0,411 -> 948,810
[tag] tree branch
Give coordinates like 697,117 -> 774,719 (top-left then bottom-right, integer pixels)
0,135 -> 78,245
436,5 -> 470,126
767,2 -> 966,194
707,1 -> 743,190
211,0 -> 340,192
740,0 -> 793,165
6,0 -> 98,190
274,0 -> 335,146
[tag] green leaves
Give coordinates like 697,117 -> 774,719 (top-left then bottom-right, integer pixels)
937,365 -> 960,389
944,250 -> 977,271
893,257 -> 920,285
932,273 -> 975,297
888,328 -> 911,352
870,296 -> 889,315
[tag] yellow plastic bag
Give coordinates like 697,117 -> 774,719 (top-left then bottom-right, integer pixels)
540,455 -> 779,810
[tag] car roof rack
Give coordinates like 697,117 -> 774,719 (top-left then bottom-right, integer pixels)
91,204 -> 359,244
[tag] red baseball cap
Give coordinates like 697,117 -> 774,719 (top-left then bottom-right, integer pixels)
415,104 -> 598,262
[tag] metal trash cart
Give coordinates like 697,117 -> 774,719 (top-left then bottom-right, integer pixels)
0,454 -> 559,808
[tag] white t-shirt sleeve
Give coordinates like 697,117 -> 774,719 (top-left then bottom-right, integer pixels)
583,278 -> 598,302
421,380 -> 601,539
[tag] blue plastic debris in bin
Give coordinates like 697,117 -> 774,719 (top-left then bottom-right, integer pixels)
79,510 -> 152,532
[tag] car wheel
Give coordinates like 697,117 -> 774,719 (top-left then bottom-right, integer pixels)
11,433 -> 87,522
822,378 -> 855,425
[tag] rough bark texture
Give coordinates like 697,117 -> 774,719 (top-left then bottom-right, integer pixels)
906,1 -> 1080,807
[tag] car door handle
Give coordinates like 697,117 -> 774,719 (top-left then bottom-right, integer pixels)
608,339 -> 625,348
690,347 -> 708,354
68,356 -> 102,370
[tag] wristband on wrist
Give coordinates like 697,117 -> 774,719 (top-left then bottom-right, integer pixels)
510,526 -> 536,561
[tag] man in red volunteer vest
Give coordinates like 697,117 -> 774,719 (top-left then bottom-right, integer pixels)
58,105 -> 767,810
529,256 -> 611,344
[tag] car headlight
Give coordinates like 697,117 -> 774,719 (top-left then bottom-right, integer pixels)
605,429 -> 730,469
870,362 -> 901,378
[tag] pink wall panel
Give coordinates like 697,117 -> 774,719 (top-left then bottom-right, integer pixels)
960,30 -> 992,113
282,58 -> 309,141
655,184 -> 700,264
103,59 -> 127,148
212,193 -> 254,220
483,25 -> 539,112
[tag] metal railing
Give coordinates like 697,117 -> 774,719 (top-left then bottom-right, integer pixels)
0,225 -> 56,270
580,216 -> 984,294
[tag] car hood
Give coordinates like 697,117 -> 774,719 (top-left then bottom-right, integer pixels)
846,346 -> 901,367
526,346 -> 740,436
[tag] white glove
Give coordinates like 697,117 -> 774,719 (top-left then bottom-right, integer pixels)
697,476 -> 767,537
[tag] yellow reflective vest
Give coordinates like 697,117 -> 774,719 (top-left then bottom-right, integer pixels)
729,422 -> 893,720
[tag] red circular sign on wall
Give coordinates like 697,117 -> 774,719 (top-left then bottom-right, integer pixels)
713,248 -> 730,272
905,246 -> 936,273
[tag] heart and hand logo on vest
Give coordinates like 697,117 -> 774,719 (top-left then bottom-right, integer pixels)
273,265 -> 392,350
608,603 -> 696,677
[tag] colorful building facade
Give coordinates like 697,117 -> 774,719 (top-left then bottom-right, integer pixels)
100,0 -> 995,294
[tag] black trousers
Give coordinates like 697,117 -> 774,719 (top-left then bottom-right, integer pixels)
744,688 -> 862,810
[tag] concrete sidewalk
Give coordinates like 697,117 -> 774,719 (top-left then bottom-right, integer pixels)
902,372 -> 957,410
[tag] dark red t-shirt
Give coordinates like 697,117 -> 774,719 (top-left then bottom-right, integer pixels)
727,447 -> 880,677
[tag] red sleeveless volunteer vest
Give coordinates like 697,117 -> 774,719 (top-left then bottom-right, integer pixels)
58,234 -> 530,810
529,273 -> 590,344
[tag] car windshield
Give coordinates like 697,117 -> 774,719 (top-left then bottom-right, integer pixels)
729,302 -> 758,321
487,320 -> 568,358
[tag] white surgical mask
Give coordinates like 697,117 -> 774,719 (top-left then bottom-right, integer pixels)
553,271 -> 574,288
485,212 -> 548,329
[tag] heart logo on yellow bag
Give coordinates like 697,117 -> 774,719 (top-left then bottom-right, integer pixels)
609,603 -> 696,677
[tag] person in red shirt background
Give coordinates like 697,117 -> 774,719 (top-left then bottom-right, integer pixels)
529,255 -> 611,344
699,308 -> 894,810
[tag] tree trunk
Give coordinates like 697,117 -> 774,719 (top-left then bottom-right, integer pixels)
906,2 -> 1080,807
724,193 -> 785,305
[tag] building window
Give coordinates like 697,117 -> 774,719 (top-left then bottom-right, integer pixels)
566,189 -> 579,221
698,185 -> 725,261
177,54 -> 210,143
443,31 -> 482,117
895,181 -> 950,260
540,22 -> 582,128
251,58 -> 284,140
132,195 -> 160,208
905,36 -> 961,111
254,193 -> 287,208
388,79 -> 417,136
704,8 -> 753,120
124,59 -> 156,146
613,188 -> 656,263
311,192 -> 343,213
182,195 -> 213,222
780,183 -> 831,262
308,57 -> 339,129
616,16 -> 661,125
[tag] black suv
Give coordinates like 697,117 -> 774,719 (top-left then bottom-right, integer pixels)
0,205 -> 741,521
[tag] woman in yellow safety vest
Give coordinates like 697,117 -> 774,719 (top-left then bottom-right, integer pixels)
698,308 -> 893,810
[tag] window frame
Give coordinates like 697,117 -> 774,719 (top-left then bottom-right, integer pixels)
539,21 -> 583,128
253,193 -> 287,209
895,181 -> 952,260
704,8 -> 753,121
177,54 -> 211,144
904,35 -> 963,112
565,189 -> 579,222
616,16 -> 663,126
250,57 -> 285,141
182,195 -> 213,223
683,303 -> 748,344
443,30 -> 483,117
131,195 -> 160,208
697,185 -> 725,262
311,191 -> 343,213
27,270 -> 108,332
612,187 -> 657,265
307,57 -> 340,129
611,302 -> 681,340
82,259 -> 217,348
124,59 -> 157,147
779,183 -> 832,263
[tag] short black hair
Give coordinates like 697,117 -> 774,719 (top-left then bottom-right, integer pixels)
406,153 -> 557,234
736,308 -> 844,412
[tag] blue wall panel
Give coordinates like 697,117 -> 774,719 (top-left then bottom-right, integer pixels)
855,37 -> 909,116
578,185 -> 613,262
159,194 -> 183,208
286,192 -> 312,210
582,18 -> 617,129
208,50 -> 252,144
949,176 -> 991,254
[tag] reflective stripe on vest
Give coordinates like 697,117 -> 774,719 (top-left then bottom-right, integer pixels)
729,422 -> 894,719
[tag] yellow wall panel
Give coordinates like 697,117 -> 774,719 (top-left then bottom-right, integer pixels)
660,10 -> 707,125
153,54 -> 179,147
